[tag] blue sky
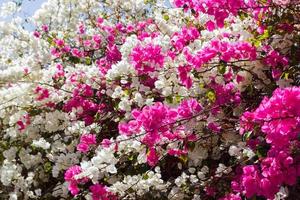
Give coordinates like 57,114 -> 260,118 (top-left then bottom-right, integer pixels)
0,0 -> 46,25
2,0 -> 173,18
1,0 -> 173,30
0,0 -> 45,30
0,0 -> 45,16
19,0 -> 45,18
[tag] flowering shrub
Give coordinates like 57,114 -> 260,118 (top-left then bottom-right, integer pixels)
0,0 -> 300,199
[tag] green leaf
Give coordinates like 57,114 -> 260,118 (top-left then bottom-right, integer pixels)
187,142 -> 196,151
44,162 -> 52,173
256,146 -> 268,158
242,131 -> 252,141
258,29 -> 269,40
166,96 -> 173,104
238,11 -> 249,21
47,36 -> 53,45
163,15 -> 170,21
28,108 -> 42,116
284,72 -> 289,80
179,155 -> 188,164
0,141 -> 8,150
218,61 -> 227,74
206,90 -> 216,102
174,95 -> 183,104
128,155 -> 134,161
94,112 -> 101,121
123,89 -> 130,96
249,38 -> 261,47
142,173 -> 149,180
6,59 -> 12,64
69,56 -> 80,64
85,57 -> 92,65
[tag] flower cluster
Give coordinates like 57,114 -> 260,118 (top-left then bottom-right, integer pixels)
0,0 -> 299,199
119,99 -> 202,166
231,87 -> 300,199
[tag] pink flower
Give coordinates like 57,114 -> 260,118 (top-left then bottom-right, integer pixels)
177,98 -> 202,118
106,44 -> 121,63
71,48 -> 83,58
273,0 -> 290,6
130,44 -> 164,75
33,31 -> 40,38
97,17 -> 104,24
78,23 -> 85,34
263,49 -> 289,68
142,131 -> 160,147
235,87 -> 300,199
80,134 -> 96,145
208,122 -> 221,133
55,39 -> 65,47
119,101 -> 199,166
41,24 -> 49,32
236,74 -> 245,84
220,193 -> 241,200
64,165 -> 82,182
101,139 -> 112,148
17,114 -> 31,131
173,0 -> 249,29
178,65 -> 193,89
93,34 -> 102,44
206,20 -> 216,31
242,176 -> 259,197
77,143 -> 89,153
77,134 -> 97,153
167,148 -> 187,157
17,120 -> 25,131
89,184 -> 117,200
90,184 -> 107,200
65,165 -> 88,195
147,148 -> 159,167
83,40 -> 91,47
50,48 -> 61,57
171,26 -> 200,51
68,182 -> 80,196
34,86 -> 50,101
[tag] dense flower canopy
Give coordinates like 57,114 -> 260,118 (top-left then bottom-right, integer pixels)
0,0 -> 300,199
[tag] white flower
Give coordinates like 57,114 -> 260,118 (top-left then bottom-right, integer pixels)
118,98 -> 132,111
0,2 -> 20,17
134,92 -> 144,106
137,150 -> 147,164
162,86 -> 172,96
229,145 -> 241,157
111,86 -> 123,98
106,164 -> 117,174
3,147 -> 18,161
155,79 -> 166,89
32,138 -> 51,150
175,172 -> 188,187
188,168 -> 196,174
275,186 -> 289,200
215,163 -> 232,177
9,192 -> 18,200
190,175 -> 198,183
243,148 -> 256,159
145,98 -> 154,106
0,160 -> 18,186
35,189 -> 42,197
197,171 -> 206,180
